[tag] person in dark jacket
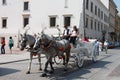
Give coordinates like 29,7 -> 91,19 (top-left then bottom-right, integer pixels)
1,37 -> 5,54
62,25 -> 71,41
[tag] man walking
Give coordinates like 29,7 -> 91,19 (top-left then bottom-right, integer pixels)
1,38 -> 5,54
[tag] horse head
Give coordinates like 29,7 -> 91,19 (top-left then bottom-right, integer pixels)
20,34 -> 28,50
35,32 -> 53,50
20,34 -> 35,51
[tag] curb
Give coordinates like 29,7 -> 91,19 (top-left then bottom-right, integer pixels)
0,56 -> 45,65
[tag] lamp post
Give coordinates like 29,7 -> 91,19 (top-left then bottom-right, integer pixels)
101,30 -> 106,51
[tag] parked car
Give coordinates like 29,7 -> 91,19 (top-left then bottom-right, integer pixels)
108,41 -> 115,49
114,42 -> 120,47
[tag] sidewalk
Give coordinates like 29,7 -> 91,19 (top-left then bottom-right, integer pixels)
0,48 -> 45,64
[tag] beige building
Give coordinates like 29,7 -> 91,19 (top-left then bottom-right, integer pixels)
84,0 -> 109,41
101,0 -> 117,41
115,13 -> 120,42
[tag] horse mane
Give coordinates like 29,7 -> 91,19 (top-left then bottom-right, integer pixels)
26,34 -> 36,48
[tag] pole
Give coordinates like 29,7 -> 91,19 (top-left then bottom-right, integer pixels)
83,0 -> 85,38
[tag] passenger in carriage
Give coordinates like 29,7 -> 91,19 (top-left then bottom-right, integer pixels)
69,26 -> 78,48
62,25 -> 71,41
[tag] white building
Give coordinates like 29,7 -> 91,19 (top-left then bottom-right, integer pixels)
0,0 -> 109,48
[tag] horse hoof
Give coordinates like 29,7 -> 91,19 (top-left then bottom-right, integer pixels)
63,62 -> 65,65
52,62 -> 54,64
49,70 -> 54,74
44,69 -> 48,73
39,68 -> 42,71
64,69 -> 67,71
41,73 -> 47,77
26,71 -> 30,74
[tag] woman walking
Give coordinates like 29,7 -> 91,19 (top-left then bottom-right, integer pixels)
9,36 -> 14,53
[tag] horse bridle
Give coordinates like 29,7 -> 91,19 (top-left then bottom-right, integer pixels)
40,40 -> 54,50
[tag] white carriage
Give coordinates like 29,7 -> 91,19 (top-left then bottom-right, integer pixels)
70,40 -> 99,68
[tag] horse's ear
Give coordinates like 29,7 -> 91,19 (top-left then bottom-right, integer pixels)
24,33 -> 26,36
20,34 -> 23,37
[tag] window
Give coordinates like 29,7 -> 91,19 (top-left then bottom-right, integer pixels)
86,0 -> 89,10
2,18 -> 7,28
50,17 -> 56,27
101,11 -> 103,19
104,14 -> 107,22
94,21 -> 96,30
98,8 -> 100,18
2,0 -> 6,5
91,19 -> 93,29
65,0 -> 68,8
85,17 -> 88,28
98,22 -> 100,31
91,2 -> 93,12
101,22 -> 103,31
24,2 -> 29,11
64,16 -> 71,26
23,17 -> 29,27
95,5 -> 97,15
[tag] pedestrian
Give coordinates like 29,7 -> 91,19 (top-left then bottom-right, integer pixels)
62,25 -> 71,41
8,36 -> 14,54
104,40 -> 109,54
1,37 -> 5,54
69,26 -> 78,47
94,39 -> 99,55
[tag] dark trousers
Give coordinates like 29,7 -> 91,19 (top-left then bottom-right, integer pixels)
63,36 -> 70,41
1,45 -> 5,54
70,37 -> 77,47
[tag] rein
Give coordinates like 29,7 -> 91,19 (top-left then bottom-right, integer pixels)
41,40 -> 53,50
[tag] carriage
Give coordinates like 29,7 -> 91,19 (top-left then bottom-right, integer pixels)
53,37 -> 99,68
70,40 -> 99,68
19,26 -> 99,76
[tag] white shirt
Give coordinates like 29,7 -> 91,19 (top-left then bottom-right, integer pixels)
71,30 -> 77,37
104,41 -> 108,46
63,29 -> 70,36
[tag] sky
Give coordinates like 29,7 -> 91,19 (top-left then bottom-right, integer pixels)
114,0 -> 120,14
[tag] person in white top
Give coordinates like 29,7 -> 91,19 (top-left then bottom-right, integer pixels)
104,40 -> 109,54
70,26 -> 78,47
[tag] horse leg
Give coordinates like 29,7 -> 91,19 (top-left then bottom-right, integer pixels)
41,56 -> 53,77
38,53 -> 42,70
49,57 -> 54,74
62,54 -> 66,65
26,53 -> 33,74
41,59 -> 49,77
64,50 -> 70,71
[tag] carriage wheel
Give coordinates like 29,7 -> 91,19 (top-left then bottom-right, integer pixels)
54,56 -> 63,65
74,53 -> 84,68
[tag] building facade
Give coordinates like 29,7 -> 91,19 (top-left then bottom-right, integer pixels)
101,0 -> 117,41
84,0 -> 109,40
115,13 -> 120,42
0,0 -> 110,48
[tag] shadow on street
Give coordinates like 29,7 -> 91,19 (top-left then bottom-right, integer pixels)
0,67 -> 20,76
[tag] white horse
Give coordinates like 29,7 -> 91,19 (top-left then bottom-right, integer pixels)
34,32 -> 71,77
20,33 -> 42,74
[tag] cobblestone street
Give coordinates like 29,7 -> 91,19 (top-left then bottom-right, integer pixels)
0,48 -> 120,80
